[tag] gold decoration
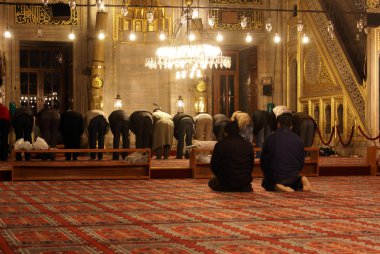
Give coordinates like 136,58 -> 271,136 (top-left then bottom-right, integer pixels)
196,80 -> 207,92
210,0 -> 263,4
92,75 -> 103,89
15,4 -> 78,25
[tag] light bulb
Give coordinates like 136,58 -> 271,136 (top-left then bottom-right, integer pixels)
159,32 -> 166,41
274,32 -> 281,43
240,16 -> 247,29
129,32 -> 136,41
216,32 -> 223,42
69,30 -> 75,40
245,32 -> 252,43
188,33 -> 196,41
208,15 -> 215,27
302,34 -> 309,44
4,30 -> 11,38
98,31 -> 105,40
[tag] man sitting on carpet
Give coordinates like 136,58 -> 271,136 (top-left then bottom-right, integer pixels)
260,111 -> 311,192
208,120 -> 254,192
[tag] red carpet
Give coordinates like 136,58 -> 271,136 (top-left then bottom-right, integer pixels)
1,176 -> 380,253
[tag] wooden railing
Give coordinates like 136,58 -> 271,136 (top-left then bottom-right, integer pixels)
11,148 -> 151,181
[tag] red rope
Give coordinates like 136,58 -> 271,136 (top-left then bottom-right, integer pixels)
337,126 -> 354,146
317,126 -> 335,146
358,126 -> 380,141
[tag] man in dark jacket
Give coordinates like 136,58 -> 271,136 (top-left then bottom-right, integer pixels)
59,110 -> 84,160
260,112 -> 311,192
84,110 -> 109,160
13,107 -> 34,160
212,114 -> 230,142
209,120 -> 254,192
292,112 -> 317,147
129,110 -> 153,149
109,110 -> 130,160
173,112 -> 194,159
36,107 -> 60,160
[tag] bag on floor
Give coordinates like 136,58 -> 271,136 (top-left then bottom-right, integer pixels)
33,137 -> 49,150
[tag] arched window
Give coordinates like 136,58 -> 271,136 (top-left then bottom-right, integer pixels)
337,104 -> 343,134
314,104 -> 320,127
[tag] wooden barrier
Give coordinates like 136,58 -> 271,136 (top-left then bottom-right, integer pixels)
190,147 -> 319,179
11,148 -> 151,181
367,146 -> 380,176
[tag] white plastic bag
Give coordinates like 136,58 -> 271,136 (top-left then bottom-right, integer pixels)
23,141 -> 33,150
14,138 -> 25,150
33,137 -> 49,150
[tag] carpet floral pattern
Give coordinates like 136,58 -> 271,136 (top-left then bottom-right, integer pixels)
0,176 -> 380,253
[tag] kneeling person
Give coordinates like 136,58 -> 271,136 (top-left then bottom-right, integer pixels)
208,121 -> 254,192
260,112 -> 311,192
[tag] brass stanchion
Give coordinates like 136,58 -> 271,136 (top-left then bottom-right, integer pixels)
330,119 -> 338,157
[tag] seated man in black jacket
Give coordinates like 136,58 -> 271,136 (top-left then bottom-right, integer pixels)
208,120 -> 254,192
260,112 -> 311,192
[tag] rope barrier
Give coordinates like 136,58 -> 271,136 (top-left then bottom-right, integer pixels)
358,126 -> 380,141
337,125 -> 354,146
317,126 -> 335,146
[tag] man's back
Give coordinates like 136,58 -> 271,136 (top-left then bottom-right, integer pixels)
260,127 -> 304,182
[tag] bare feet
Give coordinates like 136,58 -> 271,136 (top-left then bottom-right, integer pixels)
301,176 -> 311,192
275,184 -> 295,192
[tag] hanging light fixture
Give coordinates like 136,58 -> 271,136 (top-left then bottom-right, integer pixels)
98,30 -> 105,40
146,11 -> 154,24
121,0 -> 128,17
327,20 -> 334,39
159,31 -> 166,41
265,18 -> 273,32
114,94 -> 123,109
208,14 -> 215,27
302,33 -> 310,44
145,0 -> 231,80
274,32 -> 281,43
69,0 -> 76,10
68,29 -> 75,40
176,95 -> 184,113
129,31 -> 136,41
216,32 -> 223,42
245,32 -> 252,43
357,17 -> 364,33
297,19 -> 304,32
96,0 -> 105,11
240,15 -> 248,29
42,0 -> 49,7
4,29 -> 11,39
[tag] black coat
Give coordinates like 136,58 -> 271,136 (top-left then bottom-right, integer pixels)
59,110 -> 84,140
210,134 -> 254,190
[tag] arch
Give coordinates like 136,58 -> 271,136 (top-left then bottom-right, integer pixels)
337,104 -> 343,134
314,104 -> 320,127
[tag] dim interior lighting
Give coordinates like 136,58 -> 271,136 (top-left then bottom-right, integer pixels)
129,31 -> 136,41
98,30 -> 105,40
245,32 -> 252,43
216,32 -> 223,42
274,32 -> 281,43
188,32 -> 196,41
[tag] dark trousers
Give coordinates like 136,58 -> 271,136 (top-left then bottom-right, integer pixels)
261,175 -> 303,191
0,119 -> 10,161
63,137 -> 81,160
111,120 -> 130,160
135,116 -> 152,149
176,118 -> 193,159
13,115 -> 33,161
208,176 -> 253,192
88,115 -> 108,160
155,145 -> 171,159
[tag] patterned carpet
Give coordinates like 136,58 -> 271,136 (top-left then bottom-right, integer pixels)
1,176 -> 380,253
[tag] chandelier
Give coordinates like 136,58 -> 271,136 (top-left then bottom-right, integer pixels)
144,0 -> 231,79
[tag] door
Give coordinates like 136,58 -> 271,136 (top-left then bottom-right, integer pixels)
19,41 -> 72,114
212,51 -> 239,118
